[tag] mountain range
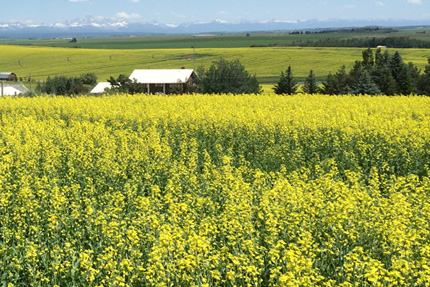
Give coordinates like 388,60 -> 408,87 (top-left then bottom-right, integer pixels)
1,16 -> 429,38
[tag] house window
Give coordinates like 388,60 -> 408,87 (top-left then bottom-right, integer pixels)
155,84 -> 163,88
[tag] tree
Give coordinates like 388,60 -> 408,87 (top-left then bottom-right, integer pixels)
107,74 -> 146,94
319,49 -> 421,96
197,58 -> 261,94
389,51 -> 405,83
378,68 -> 398,96
418,58 -> 430,96
361,48 -> 374,70
302,70 -> 320,94
397,65 -> 415,95
170,78 -> 196,94
322,66 -> 350,95
273,66 -> 297,95
80,72 -> 98,85
36,75 -> 87,96
350,71 -> 381,95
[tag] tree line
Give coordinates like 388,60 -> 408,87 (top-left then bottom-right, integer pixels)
290,37 -> 430,49
35,72 -> 98,96
251,37 -> 430,49
274,48 -> 430,96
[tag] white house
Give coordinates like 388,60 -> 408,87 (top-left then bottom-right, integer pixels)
129,69 -> 197,94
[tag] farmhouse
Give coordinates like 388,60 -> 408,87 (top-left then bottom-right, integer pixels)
129,69 -> 197,94
0,72 -> 18,82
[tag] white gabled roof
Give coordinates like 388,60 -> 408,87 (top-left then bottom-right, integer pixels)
129,69 -> 196,84
90,82 -> 112,93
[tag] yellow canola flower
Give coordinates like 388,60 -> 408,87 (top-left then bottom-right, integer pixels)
0,94 -> 428,286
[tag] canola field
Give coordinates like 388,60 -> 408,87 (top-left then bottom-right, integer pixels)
0,94 -> 430,286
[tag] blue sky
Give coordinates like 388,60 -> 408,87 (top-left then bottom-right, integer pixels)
1,0 -> 429,24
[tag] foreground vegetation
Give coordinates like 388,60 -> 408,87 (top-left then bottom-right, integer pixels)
2,44 -> 430,83
0,94 -> 429,286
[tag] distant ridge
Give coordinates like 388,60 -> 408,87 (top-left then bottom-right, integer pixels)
1,17 -> 429,38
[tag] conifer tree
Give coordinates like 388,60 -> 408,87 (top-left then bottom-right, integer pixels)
303,70 -> 320,94
273,66 -> 297,95
350,71 -> 381,95
322,65 -> 350,95
418,58 -> 430,96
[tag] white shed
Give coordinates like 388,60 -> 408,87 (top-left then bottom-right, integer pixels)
1,86 -> 22,96
90,82 -> 112,94
129,69 -> 197,94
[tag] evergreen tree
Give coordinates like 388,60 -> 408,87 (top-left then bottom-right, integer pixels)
397,65 -> 415,95
322,66 -> 350,95
378,68 -> 398,96
374,48 -> 390,68
273,66 -> 297,95
348,61 -> 364,89
417,58 -> 430,96
361,48 -> 374,70
407,62 -> 420,94
389,51 -> 405,83
350,71 -> 381,95
302,70 -> 319,94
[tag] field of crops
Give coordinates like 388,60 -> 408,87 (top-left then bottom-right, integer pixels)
0,93 -> 429,286
2,45 -> 430,83
2,29 -> 429,49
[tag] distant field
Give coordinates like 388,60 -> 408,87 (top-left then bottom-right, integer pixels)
0,33 -> 377,49
2,29 -> 430,49
1,45 -> 430,83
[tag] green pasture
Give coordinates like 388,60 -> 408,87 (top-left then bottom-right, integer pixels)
0,32 -> 383,49
3,28 -> 427,50
1,45 -> 430,83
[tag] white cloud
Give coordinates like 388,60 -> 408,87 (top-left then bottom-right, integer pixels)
115,12 -> 142,20
131,0 -> 140,2
408,0 -> 422,4
376,2 -> 384,6
69,0 -> 88,2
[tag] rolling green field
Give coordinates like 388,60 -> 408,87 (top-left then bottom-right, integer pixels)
2,45 -> 430,84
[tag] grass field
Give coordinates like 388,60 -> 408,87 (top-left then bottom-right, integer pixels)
2,29 -> 430,49
0,94 -> 429,286
2,44 -> 430,83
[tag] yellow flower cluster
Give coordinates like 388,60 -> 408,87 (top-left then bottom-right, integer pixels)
0,94 -> 429,286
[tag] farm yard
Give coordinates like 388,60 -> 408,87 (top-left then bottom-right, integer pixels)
2,44 -> 430,84
0,94 -> 429,286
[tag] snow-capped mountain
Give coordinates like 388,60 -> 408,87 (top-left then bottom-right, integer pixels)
0,17 -> 429,38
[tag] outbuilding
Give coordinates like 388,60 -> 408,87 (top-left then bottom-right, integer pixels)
0,72 -> 18,82
129,69 -> 197,94
90,82 -> 112,94
1,86 -> 22,96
